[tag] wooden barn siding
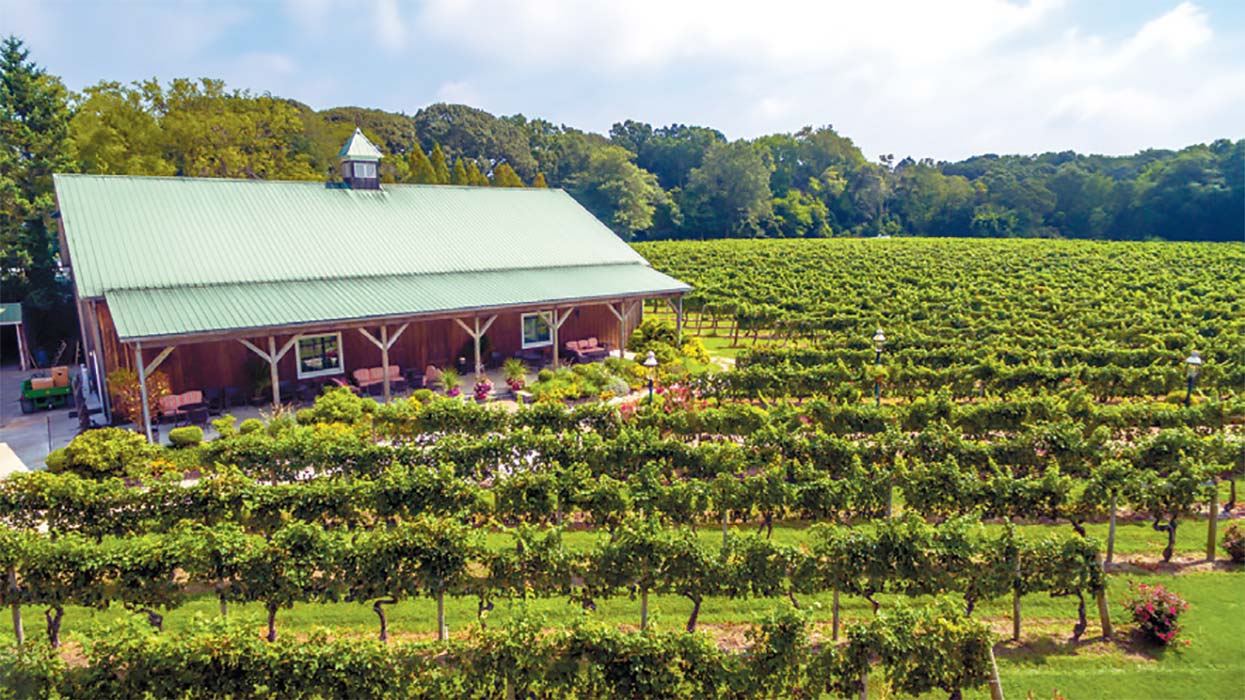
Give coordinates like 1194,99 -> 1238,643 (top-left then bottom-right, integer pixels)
95,301 -> 640,395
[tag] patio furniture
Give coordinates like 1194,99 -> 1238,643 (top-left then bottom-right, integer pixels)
174,402 -> 206,426
158,390 -> 204,423
488,351 -> 504,369
203,388 -> 225,415
514,348 -> 548,368
223,386 -> 246,409
185,406 -> 209,429
352,367 -> 407,396
296,380 -> 322,403
423,364 -> 443,388
384,365 -> 407,394
564,337 -> 609,364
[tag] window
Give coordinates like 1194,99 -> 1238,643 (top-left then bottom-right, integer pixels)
352,161 -> 376,179
521,312 -> 552,349
296,333 -> 343,379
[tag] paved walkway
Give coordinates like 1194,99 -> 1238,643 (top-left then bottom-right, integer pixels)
0,362 -> 106,470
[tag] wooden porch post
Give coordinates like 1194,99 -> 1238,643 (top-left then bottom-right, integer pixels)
540,309 -> 574,370
606,301 -> 630,359
135,342 -> 152,442
666,296 -> 684,344
359,323 -> 410,403
267,336 -> 280,405
453,316 -> 497,376
239,336 -> 301,407
380,326 -> 390,402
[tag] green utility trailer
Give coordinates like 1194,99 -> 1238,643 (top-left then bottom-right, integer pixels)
20,378 -> 71,414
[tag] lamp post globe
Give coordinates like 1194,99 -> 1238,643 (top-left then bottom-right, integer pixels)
1184,350 -> 1202,407
643,350 -> 659,404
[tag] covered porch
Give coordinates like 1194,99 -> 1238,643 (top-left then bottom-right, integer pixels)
114,294 -> 685,442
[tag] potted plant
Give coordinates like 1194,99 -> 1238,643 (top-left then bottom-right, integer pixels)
503,358 -> 527,392
438,367 -> 462,398
473,374 -> 494,402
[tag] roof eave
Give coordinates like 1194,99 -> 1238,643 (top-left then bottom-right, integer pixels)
115,286 -> 690,345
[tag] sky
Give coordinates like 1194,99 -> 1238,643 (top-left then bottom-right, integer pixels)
5,0 -> 1244,161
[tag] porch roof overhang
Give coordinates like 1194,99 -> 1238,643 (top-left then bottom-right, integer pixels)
106,263 -> 689,344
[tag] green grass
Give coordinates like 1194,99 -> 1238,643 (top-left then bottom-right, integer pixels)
50,570 -> 1243,699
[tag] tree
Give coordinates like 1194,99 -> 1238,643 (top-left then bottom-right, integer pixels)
491,162 -> 524,188
681,140 -> 774,237
70,82 -> 173,176
414,103 -> 539,179
0,36 -> 74,346
531,172 -> 548,188
634,123 -> 726,190
429,143 -> 451,184
450,157 -> 469,186
565,145 -> 665,240
406,146 -> 437,184
467,158 -> 490,186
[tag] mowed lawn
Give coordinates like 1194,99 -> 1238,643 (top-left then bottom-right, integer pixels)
43,517 -> 1244,699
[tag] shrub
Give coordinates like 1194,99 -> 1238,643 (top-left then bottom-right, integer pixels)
44,448 -> 68,471
239,418 -> 265,435
304,387 -> 368,424
296,408 -> 316,425
106,368 -> 170,427
412,389 -> 434,402
211,414 -> 238,438
1222,523 -> 1245,563
54,427 -> 156,479
438,368 -> 462,397
1122,581 -> 1188,646
168,426 -> 204,448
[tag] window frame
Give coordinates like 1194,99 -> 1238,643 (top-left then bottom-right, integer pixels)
353,161 -> 377,179
295,332 -> 345,379
520,312 -> 553,349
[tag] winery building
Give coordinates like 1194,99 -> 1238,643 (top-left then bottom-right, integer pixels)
54,130 -> 689,434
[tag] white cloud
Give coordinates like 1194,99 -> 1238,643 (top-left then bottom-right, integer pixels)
407,0 -> 1240,159
373,0 -> 408,52
282,0 -> 333,37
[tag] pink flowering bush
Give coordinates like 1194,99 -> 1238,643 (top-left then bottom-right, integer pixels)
1123,581 -> 1189,646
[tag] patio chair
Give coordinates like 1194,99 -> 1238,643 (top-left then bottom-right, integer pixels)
384,365 -> 407,394
204,388 -> 225,415
157,394 -> 184,424
186,406 -> 209,430
423,364 -> 443,389
296,381 -> 322,403
223,386 -> 246,409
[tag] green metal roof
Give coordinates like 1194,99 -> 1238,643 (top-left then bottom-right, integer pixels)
337,128 -> 383,160
106,264 -> 688,341
0,303 -> 21,326
53,173 -> 689,341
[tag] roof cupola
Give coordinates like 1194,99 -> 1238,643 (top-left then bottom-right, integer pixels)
338,128 -> 383,190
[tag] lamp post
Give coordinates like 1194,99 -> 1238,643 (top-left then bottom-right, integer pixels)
872,328 -> 886,408
1184,350 -> 1202,408
643,350 -> 658,405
